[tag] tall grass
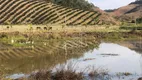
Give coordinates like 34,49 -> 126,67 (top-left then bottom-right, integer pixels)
25,62 -> 110,80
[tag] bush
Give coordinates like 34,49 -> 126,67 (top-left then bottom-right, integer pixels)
0,33 -> 8,39
136,17 -> 142,24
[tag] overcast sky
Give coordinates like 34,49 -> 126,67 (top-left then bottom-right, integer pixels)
88,0 -> 136,10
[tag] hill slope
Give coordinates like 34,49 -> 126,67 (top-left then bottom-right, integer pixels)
0,0 -> 118,25
110,0 -> 142,21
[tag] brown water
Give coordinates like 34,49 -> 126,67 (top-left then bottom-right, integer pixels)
0,39 -> 142,80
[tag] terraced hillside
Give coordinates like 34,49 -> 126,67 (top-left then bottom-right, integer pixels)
0,0 -> 118,25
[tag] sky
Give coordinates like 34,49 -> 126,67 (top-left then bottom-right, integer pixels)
88,0 -> 136,10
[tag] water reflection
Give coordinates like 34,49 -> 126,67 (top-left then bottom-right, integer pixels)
0,39 -> 97,75
76,43 -> 142,74
0,40 -> 142,80
53,41 -> 142,80
117,40 -> 142,53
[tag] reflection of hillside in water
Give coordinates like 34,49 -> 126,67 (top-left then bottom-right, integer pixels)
0,39 -> 98,74
118,40 -> 142,53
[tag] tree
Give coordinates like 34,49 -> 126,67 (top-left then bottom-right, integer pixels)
35,0 -> 96,11
52,0 -> 95,11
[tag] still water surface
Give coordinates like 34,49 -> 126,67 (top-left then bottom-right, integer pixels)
75,42 -> 142,74
1,40 -> 142,80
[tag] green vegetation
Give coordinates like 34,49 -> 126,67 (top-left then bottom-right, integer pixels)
39,0 -> 96,11
136,17 -> 142,24
0,30 -> 141,48
120,22 -> 142,30
52,0 -> 96,11
130,0 -> 142,4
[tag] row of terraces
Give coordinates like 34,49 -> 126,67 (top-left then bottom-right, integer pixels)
0,0 -> 117,25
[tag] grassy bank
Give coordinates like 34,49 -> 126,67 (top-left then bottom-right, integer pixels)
0,30 -> 141,47
120,23 -> 142,30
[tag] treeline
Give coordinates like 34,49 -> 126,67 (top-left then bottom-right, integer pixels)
35,0 -> 96,11
130,0 -> 142,4
105,9 -> 116,12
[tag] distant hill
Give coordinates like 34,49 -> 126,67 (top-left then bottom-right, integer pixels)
0,0 -> 118,25
108,0 -> 142,22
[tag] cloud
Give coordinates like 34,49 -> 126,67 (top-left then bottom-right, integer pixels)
89,0 -> 136,10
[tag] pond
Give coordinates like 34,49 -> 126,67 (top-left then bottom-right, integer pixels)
54,42 -> 142,80
0,40 -> 142,80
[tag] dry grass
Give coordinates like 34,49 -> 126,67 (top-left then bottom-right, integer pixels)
18,62 -> 110,80
0,25 -> 120,33
87,67 -> 110,80
28,69 -> 83,80
29,70 -> 52,80
52,70 -> 83,80
1,62 -> 140,80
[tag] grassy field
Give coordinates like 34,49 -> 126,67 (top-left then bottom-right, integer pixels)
120,23 -> 142,30
0,24 -> 141,42
0,24 -> 121,33
1,23 -> 141,33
